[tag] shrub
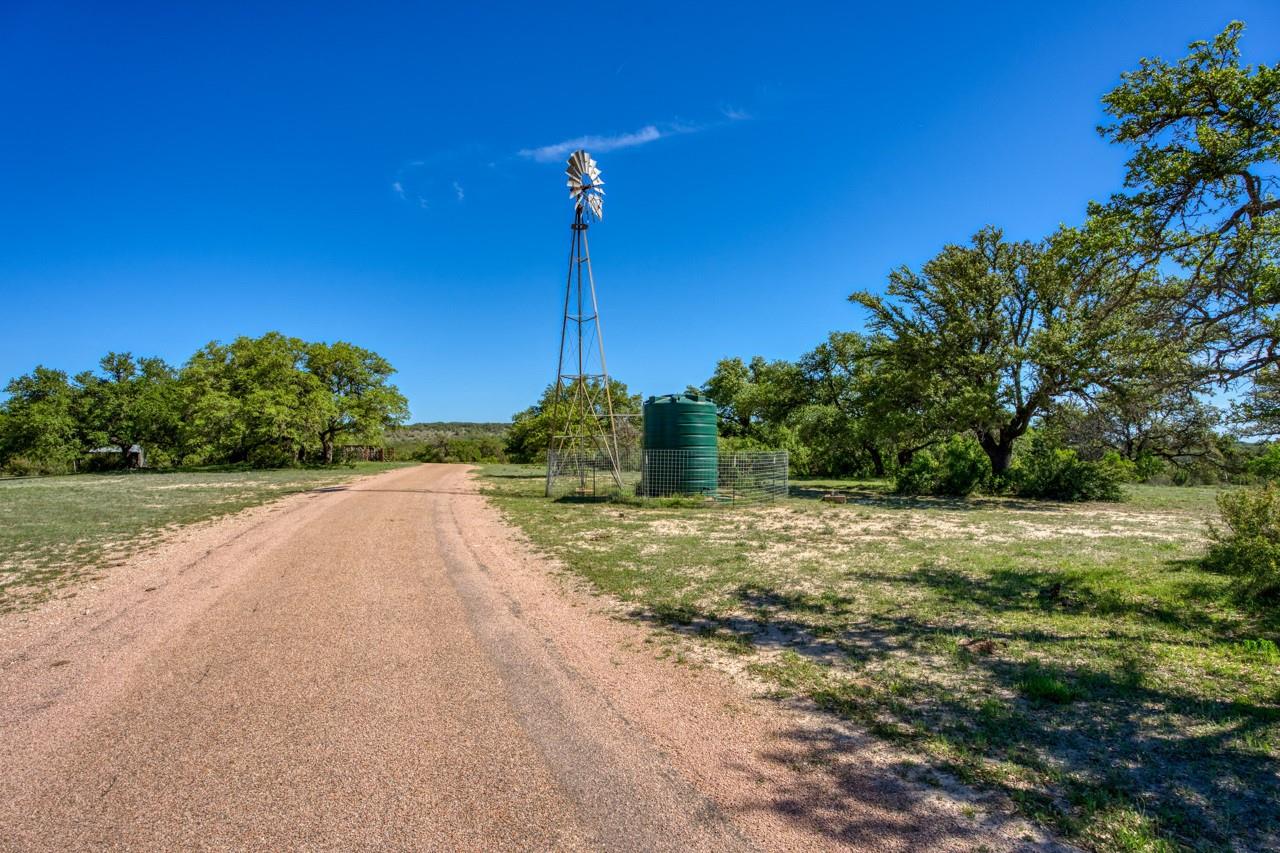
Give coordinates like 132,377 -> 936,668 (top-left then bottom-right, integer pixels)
1132,452 -> 1166,482
1204,485 -> 1280,604
1010,437 -> 1124,502
1247,444 -> 1280,482
935,435 -> 989,496
894,435 -> 987,497
1,455 -> 73,477
1100,450 -> 1137,482
894,449 -> 938,495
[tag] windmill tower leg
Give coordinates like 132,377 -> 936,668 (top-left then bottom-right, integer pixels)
545,208 -> 624,497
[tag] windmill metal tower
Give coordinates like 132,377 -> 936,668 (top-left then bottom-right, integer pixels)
544,149 -> 624,497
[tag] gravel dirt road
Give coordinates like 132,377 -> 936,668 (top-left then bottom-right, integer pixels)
0,464 -> 1063,851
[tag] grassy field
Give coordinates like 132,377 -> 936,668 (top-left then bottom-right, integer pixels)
479,465 -> 1279,852
0,462 -> 412,613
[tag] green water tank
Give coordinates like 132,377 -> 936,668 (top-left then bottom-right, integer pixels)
642,393 -> 718,496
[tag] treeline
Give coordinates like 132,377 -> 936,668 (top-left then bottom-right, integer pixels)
701,23 -> 1280,503
504,380 -> 642,464
0,332 -> 408,474
385,422 -> 510,464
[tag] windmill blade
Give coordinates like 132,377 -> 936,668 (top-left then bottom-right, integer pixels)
562,150 -> 604,218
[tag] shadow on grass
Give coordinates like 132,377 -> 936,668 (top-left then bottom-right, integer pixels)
787,484 -> 1065,514
906,563 -> 1230,632
735,723 -> 1040,850
624,574 -> 1280,849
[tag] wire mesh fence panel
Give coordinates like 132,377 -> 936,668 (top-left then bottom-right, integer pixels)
547,448 -> 788,502
545,449 -> 636,497
717,451 -> 790,503
638,448 -> 716,498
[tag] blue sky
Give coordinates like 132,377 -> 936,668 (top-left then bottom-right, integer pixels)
2,2 -> 1276,422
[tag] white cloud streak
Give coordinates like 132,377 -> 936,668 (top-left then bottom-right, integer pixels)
518,124 -> 667,163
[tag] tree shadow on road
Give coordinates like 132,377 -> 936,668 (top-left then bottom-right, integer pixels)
730,721 -> 1065,850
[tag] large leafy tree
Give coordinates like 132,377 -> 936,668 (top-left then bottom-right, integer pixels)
793,333 -> 881,475
700,336 -> 954,476
1050,380 -> 1223,469
2,333 -> 409,471
851,226 -> 1168,475
181,333 -> 329,466
701,356 -> 806,441
1096,21 -> 1280,380
303,342 -> 409,463
1233,364 -> 1280,438
801,330 -> 953,470
505,379 -> 641,463
0,367 -> 81,472
74,353 -> 183,467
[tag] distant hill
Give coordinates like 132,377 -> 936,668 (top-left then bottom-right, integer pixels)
387,422 -> 508,443
384,422 -> 510,463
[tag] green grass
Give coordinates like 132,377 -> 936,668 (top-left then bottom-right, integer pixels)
479,465 -> 1279,852
0,462 -> 413,613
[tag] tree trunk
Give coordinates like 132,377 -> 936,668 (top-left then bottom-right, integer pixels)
322,435 -> 335,465
897,448 -> 914,467
977,430 -> 1016,476
865,444 -> 886,478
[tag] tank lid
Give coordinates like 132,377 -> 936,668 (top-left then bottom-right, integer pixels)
646,392 -> 710,404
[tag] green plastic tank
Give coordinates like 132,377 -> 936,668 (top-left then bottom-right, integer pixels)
642,393 -> 718,496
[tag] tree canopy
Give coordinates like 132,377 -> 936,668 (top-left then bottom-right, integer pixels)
850,227 -> 1171,474
1096,20 -> 1280,380
505,379 -> 641,463
0,333 -> 408,474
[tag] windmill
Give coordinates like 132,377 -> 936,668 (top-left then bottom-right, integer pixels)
544,149 -> 624,496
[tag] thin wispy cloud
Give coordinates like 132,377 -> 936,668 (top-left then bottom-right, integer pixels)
393,106 -> 755,212
518,125 -> 667,163
517,107 -> 755,164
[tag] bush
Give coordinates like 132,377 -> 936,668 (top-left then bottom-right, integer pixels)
1010,437 -> 1124,502
1132,452 -> 1166,482
1204,485 -> 1280,604
1100,450 -> 1137,482
1,455 -> 74,477
1247,444 -> 1280,482
894,449 -> 938,495
894,435 -> 987,497
935,435 -> 989,496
